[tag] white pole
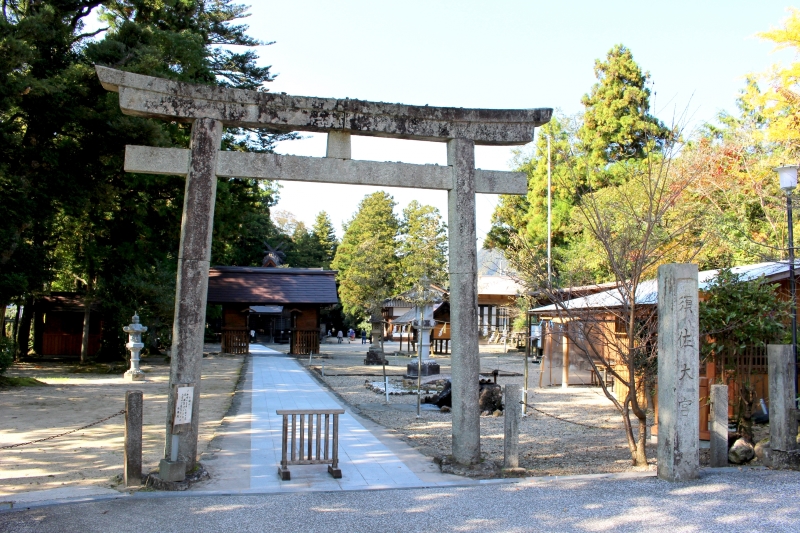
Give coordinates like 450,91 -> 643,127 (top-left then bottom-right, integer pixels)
547,134 -> 552,286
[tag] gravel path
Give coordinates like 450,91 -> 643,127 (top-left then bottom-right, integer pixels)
294,342 -> 657,478
3,469 -> 799,532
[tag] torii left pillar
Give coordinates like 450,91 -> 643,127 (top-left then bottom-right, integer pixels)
164,118 -> 223,468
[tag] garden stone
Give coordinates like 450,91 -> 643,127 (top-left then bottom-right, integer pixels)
728,438 -> 755,464
755,437 -> 773,467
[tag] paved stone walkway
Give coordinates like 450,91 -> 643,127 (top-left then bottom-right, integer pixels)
247,344 -> 427,491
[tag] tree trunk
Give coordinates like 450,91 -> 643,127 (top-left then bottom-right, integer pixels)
80,305 -> 91,364
32,309 -> 43,354
634,411 -> 648,466
80,278 -> 96,364
16,295 -> 33,360
0,302 -> 6,338
11,302 -> 21,356
738,383 -> 755,443
148,317 -> 161,355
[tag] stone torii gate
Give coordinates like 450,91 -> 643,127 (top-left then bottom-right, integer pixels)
96,66 -> 551,470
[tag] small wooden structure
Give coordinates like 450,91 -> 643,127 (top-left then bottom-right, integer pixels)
530,261 -> 800,439
277,408 -> 344,480
207,267 -> 338,355
33,293 -> 103,357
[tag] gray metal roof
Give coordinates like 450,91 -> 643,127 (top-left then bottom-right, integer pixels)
531,261 -> 796,314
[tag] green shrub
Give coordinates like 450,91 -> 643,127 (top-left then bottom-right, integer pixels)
0,337 -> 14,375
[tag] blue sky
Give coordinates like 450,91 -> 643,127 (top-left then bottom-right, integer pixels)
94,2 -> 800,243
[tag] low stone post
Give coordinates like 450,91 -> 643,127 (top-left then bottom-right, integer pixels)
768,344 -> 799,468
503,384 -> 521,471
709,384 -> 728,467
657,263 -> 699,481
123,314 -> 147,381
124,390 -> 143,487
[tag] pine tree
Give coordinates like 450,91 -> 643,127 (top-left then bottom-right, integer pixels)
331,192 -> 399,320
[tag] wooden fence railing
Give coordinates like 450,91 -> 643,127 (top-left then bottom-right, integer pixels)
221,328 -> 249,354
277,409 -> 344,480
291,329 -> 320,355
42,333 -> 101,356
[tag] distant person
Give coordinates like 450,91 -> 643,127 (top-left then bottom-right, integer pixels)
250,329 -> 256,342
361,329 -> 367,344
337,330 -> 343,344
348,328 -> 355,343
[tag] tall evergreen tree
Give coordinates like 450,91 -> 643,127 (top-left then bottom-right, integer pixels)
396,201 -> 447,292
331,192 -> 399,320
1,1 -> 292,359
311,211 -> 338,269
579,44 -> 670,166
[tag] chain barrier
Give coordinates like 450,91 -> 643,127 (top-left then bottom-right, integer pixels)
1,409 -> 126,450
520,401 -> 618,430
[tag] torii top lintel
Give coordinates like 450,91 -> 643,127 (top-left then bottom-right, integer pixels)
96,66 -> 552,146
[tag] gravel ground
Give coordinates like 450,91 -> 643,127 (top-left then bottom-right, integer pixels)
0,351 -> 243,495
293,341 -> 658,478
3,468 -> 799,532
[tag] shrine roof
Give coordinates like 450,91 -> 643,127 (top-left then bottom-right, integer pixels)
34,292 -> 101,313
207,267 -> 338,305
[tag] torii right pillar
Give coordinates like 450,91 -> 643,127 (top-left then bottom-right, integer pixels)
448,138 -> 481,464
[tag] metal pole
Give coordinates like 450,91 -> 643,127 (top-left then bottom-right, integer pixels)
547,135 -> 552,287
788,192 -> 798,403
383,360 -> 389,403
523,311 -> 530,416
416,307 -> 422,418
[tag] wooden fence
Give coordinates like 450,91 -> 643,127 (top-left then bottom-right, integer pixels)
291,329 -> 320,355
277,408 -> 344,480
42,333 -> 101,356
221,328 -> 249,354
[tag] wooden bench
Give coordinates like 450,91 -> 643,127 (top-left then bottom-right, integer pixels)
277,408 -> 345,480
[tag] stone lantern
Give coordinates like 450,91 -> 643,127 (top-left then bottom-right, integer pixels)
123,313 -> 148,381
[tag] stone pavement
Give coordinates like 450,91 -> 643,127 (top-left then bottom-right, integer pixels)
195,344 -> 463,492
245,344 -> 438,491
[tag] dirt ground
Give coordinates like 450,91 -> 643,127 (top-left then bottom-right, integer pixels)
301,340 -> 659,478
0,352 -> 243,496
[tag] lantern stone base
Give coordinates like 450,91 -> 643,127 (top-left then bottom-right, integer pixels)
406,361 -> 440,377
124,369 -> 146,381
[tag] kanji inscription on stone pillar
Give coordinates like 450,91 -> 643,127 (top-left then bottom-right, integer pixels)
657,263 -> 699,481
